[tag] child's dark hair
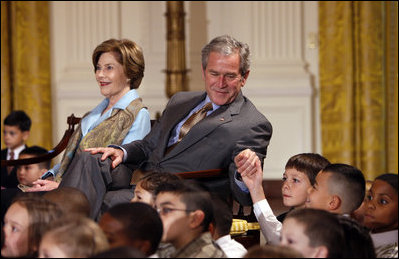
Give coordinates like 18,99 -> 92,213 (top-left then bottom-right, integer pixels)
375,173 -> 398,193
19,145 -> 50,169
337,215 -> 376,258
286,208 -> 345,258
322,163 -> 366,214
285,153 -> 330,185
4,110 -> 32,132
138,172 -> 181,196
155,179 -> 213,233
104,202 -> 163,255
211,197 -> 232,237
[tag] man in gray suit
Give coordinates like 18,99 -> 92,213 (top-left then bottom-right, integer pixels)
60,35 -> 273,219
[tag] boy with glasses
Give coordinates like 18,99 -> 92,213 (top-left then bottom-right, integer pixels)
154,180 -> 226,258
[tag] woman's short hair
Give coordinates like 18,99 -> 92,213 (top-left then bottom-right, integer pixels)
92,38 -> 145,89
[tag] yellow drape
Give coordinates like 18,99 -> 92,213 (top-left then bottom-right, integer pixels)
319,1 -> 398,180
1,1 -> 52,150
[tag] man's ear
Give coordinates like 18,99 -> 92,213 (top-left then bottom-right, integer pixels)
328,195 -> 341,212
313,245 -> 329,258
201,65 -> 206,81
189,210 -> 205,229
240,70 -> 250,86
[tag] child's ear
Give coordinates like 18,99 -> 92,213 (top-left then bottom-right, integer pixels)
328,195 -> 342,212
313,245 -> 329,258
131,239 -> 151,255
22,131 -> 30,142
189,210 -> 205,229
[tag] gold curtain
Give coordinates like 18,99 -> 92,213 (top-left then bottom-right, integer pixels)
319,1 -> 398,180
1,1 -> 52,150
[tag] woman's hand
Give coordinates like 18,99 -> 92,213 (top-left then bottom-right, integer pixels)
24,179 -> 59,192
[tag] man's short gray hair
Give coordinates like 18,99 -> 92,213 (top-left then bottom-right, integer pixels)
201,35 -> 250,76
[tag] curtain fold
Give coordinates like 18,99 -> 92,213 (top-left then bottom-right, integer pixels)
1,1 -> 52,150
319,1 -> 398,179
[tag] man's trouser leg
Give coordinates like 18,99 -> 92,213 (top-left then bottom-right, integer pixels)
59,152 -> 132,219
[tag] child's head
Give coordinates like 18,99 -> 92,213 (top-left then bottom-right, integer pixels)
244,244 -> 304,258
154,180 -> 213,249
282,153 -> 330,208
42,186 -> 91,218
3,110 -> 31,150
16,146 -> 50,186
281,208 -> 344,258
210,197 -> 233,240
39,216 -> 109,258
1,194 -> 62,258
337,215 -> 376,258
131,172 -> 181,206
98,202 -> 163,256
306,163 -> 366,215
351,180 -> 373,225
363,173 -> 398,233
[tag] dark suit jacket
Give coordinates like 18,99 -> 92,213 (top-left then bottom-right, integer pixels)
122,91 -> 272,205
1,148 -> 20,188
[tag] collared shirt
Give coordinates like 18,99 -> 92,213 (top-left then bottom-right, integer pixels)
81,89 -> 150,144
253,199 -> 282,245
43,89 -> 150,178
167,95 -> 219,147
7,144 -> 26,160
371,230 -> 398,258
215,234 -> 247,258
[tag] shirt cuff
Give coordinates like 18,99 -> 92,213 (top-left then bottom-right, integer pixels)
41,163 -> 60,179
234,171 -> 249,193
107,144 -> 128,163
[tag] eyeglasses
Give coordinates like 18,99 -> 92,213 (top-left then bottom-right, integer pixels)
156,207 -> 194,216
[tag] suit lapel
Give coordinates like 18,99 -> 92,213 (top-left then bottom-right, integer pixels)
163,91 -> 245,159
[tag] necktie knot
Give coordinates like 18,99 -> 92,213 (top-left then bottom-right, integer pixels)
166,102 -> 213,155
9,151 -> 14,160
201,102 -> 213,113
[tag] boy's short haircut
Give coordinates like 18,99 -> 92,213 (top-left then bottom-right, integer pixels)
105,202 -> 163,255
244,244 -> 304,258
337,215 -> 376,258
19,145 -> 50,169
285,153 -> 330,185
211,197 -> 232,237
375,173 -> 398,192
155,179 -> 213,233
4,110 -> 32,132
286,208 -> 345,258
322,163 -> 366,214
138,172 -> 181,196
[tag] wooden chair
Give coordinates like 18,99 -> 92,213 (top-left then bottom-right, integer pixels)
1,114 -> 81,167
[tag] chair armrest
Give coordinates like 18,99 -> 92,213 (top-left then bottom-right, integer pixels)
175,168 -> 223,179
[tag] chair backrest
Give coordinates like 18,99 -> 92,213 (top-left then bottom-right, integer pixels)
1,114 -> 81,167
